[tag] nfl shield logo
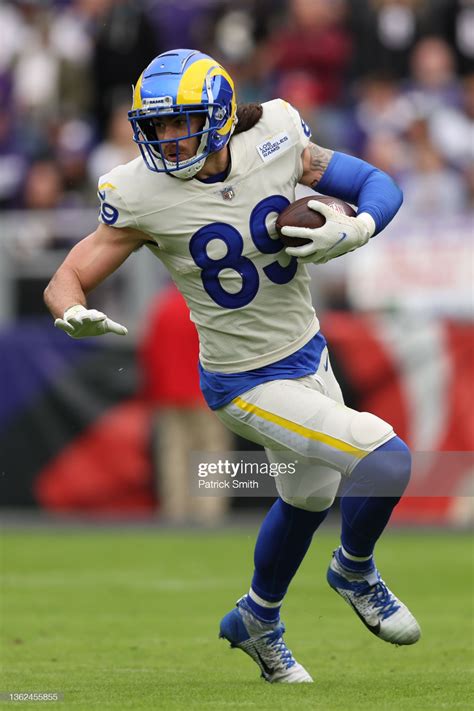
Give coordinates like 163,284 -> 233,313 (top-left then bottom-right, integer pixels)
221,186 -> 235,201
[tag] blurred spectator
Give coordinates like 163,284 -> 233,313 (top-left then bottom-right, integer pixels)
429,73 -> 474,173
263,0 -> 352,107
252,0 -> 353,148
55,119 -> 95,203
425,0 -> 474,75
148,0 -> 220,53
50,0 -> 97,118
348,0 -> 430,79
0,0 -> 471,317
362,131 -> 409,180
0,99 -> 27,208
402,36 -> 462,111
399,137 -> 469,215
208,0 -> 287,104
349,73 -> 407,153
12,8 -> 61,122
211,0 -> 285,61
22,160 -> 64,210
92,0 -> 160,135
139,285 -> 231,525
88,103 -> 139,182
0,2 -> 31,75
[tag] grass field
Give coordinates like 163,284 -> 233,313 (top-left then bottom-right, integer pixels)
0,527 -> 472,710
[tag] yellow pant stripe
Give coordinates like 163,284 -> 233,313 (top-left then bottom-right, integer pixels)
232,396 -> 367,459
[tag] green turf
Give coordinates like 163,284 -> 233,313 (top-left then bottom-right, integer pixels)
0,527 -> 472,710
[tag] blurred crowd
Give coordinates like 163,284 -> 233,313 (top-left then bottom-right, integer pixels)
1,0 -> 473,215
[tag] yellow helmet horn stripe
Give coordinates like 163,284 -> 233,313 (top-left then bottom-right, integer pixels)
176,59 -> 236,136
132,72 -> 144,110
176,58 -> 218,104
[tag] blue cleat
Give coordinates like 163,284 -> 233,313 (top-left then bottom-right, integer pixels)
327,548 -> 421,645
219,596 -> 313,683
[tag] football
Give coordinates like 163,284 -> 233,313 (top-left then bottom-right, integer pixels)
275,195 -> 356,247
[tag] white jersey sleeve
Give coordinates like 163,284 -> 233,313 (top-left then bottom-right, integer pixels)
97,173 -> 139,230
281,101 -> 312,179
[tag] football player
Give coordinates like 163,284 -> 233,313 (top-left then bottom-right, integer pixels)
44,49 -> 420,683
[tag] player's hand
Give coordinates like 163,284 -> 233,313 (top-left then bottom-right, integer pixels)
282,202 -> 376,264
54,304 -> 128,338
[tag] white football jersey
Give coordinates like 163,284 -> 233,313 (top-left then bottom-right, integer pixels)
98,99 -> 319,373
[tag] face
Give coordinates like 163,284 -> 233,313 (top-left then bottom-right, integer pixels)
152,114 -> 205,163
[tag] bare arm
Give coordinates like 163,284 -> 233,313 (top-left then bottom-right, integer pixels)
299,142 -> 334,188
44,222 -> 146,319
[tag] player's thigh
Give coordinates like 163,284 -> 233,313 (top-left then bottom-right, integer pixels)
216,374 -> 395,476
266,447 -> 341,511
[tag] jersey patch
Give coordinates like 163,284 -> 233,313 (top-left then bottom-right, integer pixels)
256,132 -> 292,163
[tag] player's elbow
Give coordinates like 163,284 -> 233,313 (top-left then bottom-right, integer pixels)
372,170 -> 404,229
43,279 -> 52,305
392,180 -> 403,211
374,167 -> 403,210
43,278 -> 56,313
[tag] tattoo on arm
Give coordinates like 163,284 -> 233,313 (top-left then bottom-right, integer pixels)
308,143 -> 334,188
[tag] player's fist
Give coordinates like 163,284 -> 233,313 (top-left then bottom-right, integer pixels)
282,203 -> 376,264
54,304 -> 128,338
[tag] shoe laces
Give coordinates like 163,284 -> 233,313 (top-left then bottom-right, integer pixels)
261,627 -> 296,670
355,580 -> 401,620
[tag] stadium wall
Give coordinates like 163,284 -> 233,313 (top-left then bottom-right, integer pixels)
0,314 -> 472,525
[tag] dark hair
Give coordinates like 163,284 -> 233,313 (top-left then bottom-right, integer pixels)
234,103 -> 263,134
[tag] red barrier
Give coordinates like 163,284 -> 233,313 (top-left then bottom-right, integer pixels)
323,313 -> 474,525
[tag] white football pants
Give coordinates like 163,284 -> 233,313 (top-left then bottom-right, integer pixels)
216,345 -> 395,512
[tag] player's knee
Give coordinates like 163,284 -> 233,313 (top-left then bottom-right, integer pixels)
378,436 -> 412,492
349,411 -> 394,449
304,495 -> 336,512
280,492 -> 335,512
352,435 -> 411,496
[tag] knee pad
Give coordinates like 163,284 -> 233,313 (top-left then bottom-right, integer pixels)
276,462 -> 341,512
303,495 -> 337,512
349,411 -> 394,449
280,492 -> 336,512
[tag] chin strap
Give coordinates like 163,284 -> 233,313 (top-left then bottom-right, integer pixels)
168,155 -> 207,179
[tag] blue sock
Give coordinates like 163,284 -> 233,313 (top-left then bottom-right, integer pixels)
247,498 -> 330,620
336,546 -> 374,574
245,592 -> 281,623
340,437 -> 411,558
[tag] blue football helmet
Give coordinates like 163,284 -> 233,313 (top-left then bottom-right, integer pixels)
128,49 -> 237,179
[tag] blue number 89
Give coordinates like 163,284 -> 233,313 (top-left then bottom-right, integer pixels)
189,195 -> 296,309
189,223 -> 259,309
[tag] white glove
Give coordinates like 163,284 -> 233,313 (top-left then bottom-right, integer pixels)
282,201 -> 376,264
54,304 -> 128,338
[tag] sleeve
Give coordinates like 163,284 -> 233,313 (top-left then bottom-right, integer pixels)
282,101 -> 312,148
317,152 -> 403,236
97,174 -> 139,229
281,100 -> 312,180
